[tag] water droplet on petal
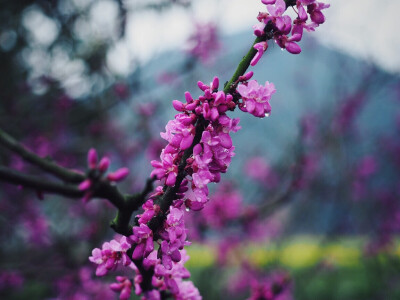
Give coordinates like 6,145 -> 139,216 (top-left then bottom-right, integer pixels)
281,48 -> 284,51
185,207 -> 190,212
265,112 -> 270,117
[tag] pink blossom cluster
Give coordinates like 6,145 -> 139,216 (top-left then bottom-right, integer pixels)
351,156 -> 378,201
228,266 -> 291,300
186,22 -> 221,64
244,157 -> 279,188
56,267 -> 115,299
155,249 -> 201,300
332,93 -> 366,134
132,250 -> 200,300
0,271 -> 24,290
88,236 -> 132,276
151,76 -> 240,211
125,77 -> 242,296
110,276 -> 133,300
247,273 -> 291,300
201,182 -> 243,229
237,79 -> 276,118
79,148 -> 129,202
89,202 -> 196,299
89,74 -> 279,297
251,0 -> 330,65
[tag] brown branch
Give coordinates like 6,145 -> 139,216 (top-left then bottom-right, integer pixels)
0,128 -> 156,236
0,128 -> 85,183
0,166 -> 83,198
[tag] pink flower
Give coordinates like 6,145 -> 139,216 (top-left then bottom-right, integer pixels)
201,183 -> 243,228
262,0 -> 276,4
87,148 -> 98,169
110,276 -> 132,300
160,240 -> 182,270
185,187 -> 209,211
253,23 -> 265,37
107,167 -> 129,182
79,179 -> 91,191
98,157 -> 111,172
79,148 -> 129,202
130,224 -> 154,260
151,151 -> 178,186
251,41 -> 268,66
89,236 -> 132,276
138,199 -> 160,224
237,80 -> 276,118
154,250 -> 192,298
144,290 -> 161,300
307,2 -> 330,25
186,22 -> 221,64
265,0 -> 292,33
245,157 -> 279,187
174,279 -> 202,300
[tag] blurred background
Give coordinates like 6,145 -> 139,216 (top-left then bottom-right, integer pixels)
1,0 -> 400,299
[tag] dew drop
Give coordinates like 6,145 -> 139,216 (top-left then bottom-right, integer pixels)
281,48 -> 284,51
265,112 -> 270,117
185,207 -> 190,212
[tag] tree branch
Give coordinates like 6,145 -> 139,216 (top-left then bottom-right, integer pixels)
0,128 -> 85,183
0,166 -> 83,198
0,126 -> 158,237
110,177 -> 156,236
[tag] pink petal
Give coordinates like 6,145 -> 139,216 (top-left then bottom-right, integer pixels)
96,263 -> 108,276
245,99 -> 256,113
79,179 -> 91,191
211,76 -> 219,90
184,91 -> 193,103
110,283 -> 123,292
172,100 -> 185,112
132,243 -> 145,260
107,168 -> 129,182
286,42 -> 302,54
87,148 -> 98,169
180,134 -> 194,150
171,249 -> 181,262
219,133 -> 232,149
166,172 -> 177,186
261,0 -> 276,4
98,157 -> 110,172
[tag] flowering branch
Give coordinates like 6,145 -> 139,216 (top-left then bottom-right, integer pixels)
0,0 -> 331,298
89,1 -> 330,299
0,128 -> 155,236
146,0 -> 303,235
149,117 -> 208,229
126,30 -> 266,298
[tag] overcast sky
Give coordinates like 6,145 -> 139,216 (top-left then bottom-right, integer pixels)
19,0 -> 400,97
107,0 -> 400,75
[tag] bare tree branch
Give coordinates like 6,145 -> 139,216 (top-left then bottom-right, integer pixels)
0,166 -> 83,198
0,128 -> 85,183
